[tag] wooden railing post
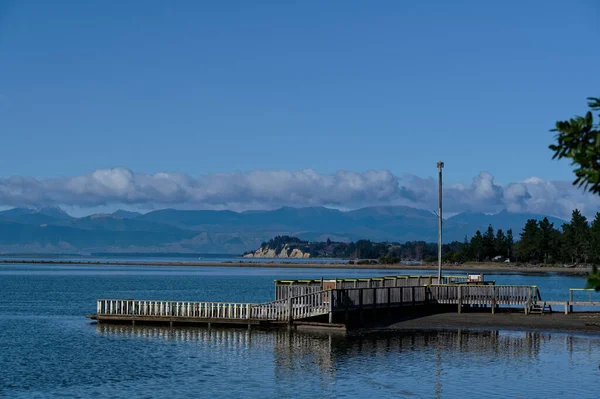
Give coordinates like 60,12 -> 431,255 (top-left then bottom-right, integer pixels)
359,288 -> 364,323
457,285 -> 462,314
328,291 -> 333,324
569,289 -> 573,313
373,288 -> 377,318
491,286 -> 496,314
287,297 -> 293,324
345,289 -> 350,322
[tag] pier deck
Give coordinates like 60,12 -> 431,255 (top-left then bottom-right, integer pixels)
88,285 -> 429,327
88,273 -> 580,329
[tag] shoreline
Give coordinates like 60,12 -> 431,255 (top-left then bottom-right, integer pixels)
0,259 -> 592,275
366,312 -> 600,334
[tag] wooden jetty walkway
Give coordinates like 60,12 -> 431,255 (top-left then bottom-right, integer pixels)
539,288 -> 600,314
87,274 -> 600,330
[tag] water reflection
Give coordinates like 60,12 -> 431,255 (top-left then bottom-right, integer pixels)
329,329 -> 544,361
96,324 -> 338,373
96,324 -> 340,390
95,324 -> 600,398
96,323 -> 594,363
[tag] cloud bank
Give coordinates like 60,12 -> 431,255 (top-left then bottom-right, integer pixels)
0,168 -> 598,219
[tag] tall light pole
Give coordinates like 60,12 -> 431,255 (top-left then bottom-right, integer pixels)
437,161 -> 444,282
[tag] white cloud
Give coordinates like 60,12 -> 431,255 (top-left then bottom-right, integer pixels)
0,167 -> 598,219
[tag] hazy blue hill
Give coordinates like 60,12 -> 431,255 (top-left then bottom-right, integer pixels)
35,206 -> 73,220
0,207 -> 73,225
0,222 -> 197,250
345,206 -> 439,242
346,206 -> 435,220
0,212 -> 61,226
112,210 -> 142,219
0,207 -> 36,217
136,209 -> 242,228
240,207 -> 354,231
0,205 -> 574,254
67,215 -> 198,236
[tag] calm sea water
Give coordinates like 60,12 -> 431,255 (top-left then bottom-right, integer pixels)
1,264 -> 599,398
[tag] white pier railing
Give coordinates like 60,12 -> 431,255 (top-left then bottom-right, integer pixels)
97,300 -> 254,320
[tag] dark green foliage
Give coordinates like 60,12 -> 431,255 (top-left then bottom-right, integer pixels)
550,97 -> 600,288
506,229 -> 514,258
589,213 -> 600,263
494,229 -> 507,258
538,217 -> 555,265
516,219 -> 540,262
378,255 -> 400,264
460,235 -> 471,261
482,225 -> 495,260
586,265 -> 600,291
356,259 -> 379,265
355,240 -> 388,259
470,231 -> 483,261
550,97 -> 600,195
561,210 -> 590,264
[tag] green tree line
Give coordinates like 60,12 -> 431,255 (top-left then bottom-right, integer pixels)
446,210 -> 600,265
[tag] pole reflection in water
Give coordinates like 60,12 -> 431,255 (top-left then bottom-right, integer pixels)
95,324 -> 600,398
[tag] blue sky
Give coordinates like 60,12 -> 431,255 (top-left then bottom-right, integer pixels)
1,1 -> 599,217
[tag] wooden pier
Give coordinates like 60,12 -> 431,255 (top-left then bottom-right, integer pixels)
537,288 -> 600,314
89,285 -> 428,327
88,273 -> 592,329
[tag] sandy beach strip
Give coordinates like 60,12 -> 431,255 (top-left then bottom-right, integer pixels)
0,259 -> 592,275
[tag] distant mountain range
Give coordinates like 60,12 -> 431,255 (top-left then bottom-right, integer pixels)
0,206 -> 567,254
